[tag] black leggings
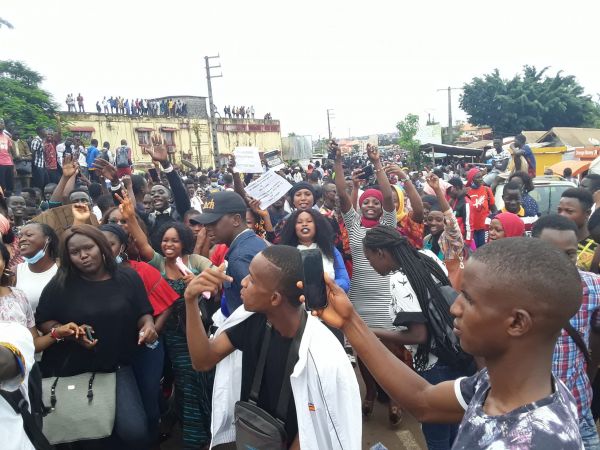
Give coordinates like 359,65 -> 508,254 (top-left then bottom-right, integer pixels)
0,165 -> 14,194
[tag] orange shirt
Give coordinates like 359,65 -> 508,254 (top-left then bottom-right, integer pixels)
467,185 -> 495,230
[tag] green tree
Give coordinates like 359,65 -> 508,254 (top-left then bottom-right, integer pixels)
0,60 -> 58,136
460,66 -> 600,136
396,113 -> 423,168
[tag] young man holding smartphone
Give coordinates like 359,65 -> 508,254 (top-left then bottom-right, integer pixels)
183,245 -> 361,449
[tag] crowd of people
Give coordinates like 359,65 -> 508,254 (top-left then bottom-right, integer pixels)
1,120 -> 600,450
222,105 -> 254,119
65,96 -> 189,117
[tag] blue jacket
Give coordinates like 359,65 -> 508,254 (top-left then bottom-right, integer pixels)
222,230 -> 268,316
333,247 -> 350,293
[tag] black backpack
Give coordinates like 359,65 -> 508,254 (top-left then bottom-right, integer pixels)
0,387 -> 52,450
99,149 -> 110,161
115,146 -> 130,168
427,285 -> 476,374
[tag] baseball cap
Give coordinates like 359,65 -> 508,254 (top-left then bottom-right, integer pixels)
194,191 -> 247,224
188,212 -> 204,225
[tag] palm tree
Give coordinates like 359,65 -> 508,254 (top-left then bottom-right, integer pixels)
0,18 -> 14,29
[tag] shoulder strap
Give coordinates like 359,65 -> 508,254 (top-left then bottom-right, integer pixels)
275,312 -> 307,421
0,389 -> 53,450
248,322 -> 273,404
564,323 -> 592,365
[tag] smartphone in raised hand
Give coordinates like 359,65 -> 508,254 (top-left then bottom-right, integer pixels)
301,249 -> 328,311
327,140 -> 339,161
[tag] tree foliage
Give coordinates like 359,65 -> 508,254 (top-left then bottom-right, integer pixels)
0,60 -> 58,136
396,113 -> 424,168
460,66 -> 600,136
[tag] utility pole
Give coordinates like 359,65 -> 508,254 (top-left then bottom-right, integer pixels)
436,86 -> 463,144
205,55 -> 222,167
326,109 -> 335,139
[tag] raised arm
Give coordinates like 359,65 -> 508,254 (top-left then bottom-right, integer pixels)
117,191 -> 155,261
367,145 -> 394,213
311,275 -> 465,424
332,141 -> 353,213
184,265 -> 236,371
385,164 -> 424,223
49,154 -> 78,204
350,170 -> 361,211
93,158 -> 122,206
427,173 -> 451,213
229,155 -> 250,204
148,135 -> 191,216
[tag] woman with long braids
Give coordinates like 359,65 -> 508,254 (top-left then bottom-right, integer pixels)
363,225 -> 472,450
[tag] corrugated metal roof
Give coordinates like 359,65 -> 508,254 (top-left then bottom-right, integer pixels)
538,127 -> 600,148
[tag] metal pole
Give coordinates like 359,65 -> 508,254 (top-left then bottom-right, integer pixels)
205,55 -> 222,168
447,86 -> 453,144
437,87 -> 463,145
327,109 -> 332,139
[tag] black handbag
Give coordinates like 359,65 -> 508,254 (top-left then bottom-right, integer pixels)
234,312 -> 307,450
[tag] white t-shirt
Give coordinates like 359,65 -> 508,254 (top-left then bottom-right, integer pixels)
0,321 -> 36,450
389,249 -> 447,370
15,262 -> 58,313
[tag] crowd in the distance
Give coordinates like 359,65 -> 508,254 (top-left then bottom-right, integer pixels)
65,94 -> 188,117
1,120 -> 600,450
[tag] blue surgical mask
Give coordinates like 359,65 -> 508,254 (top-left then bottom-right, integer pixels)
116,255 -> 123,264
24,239 -> 49,265
24,248 -> 46,265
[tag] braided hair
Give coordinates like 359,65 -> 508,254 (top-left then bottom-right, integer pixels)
364,225 -> 453,371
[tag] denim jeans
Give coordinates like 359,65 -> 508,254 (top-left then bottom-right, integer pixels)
420,364 -> 463,450
131,338 -> 165,443
580,408 -> 600,450
112,365 -> 150,449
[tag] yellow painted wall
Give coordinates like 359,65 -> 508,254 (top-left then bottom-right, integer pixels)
67,115 -> 283,170
216,119 -> 282,154
532,146 -> 567,176
66,113 -> 213,168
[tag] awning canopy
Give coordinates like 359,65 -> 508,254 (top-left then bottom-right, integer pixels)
160,126 -> 178,132
69,126 -> 95,132
420,143 -> 484,157
549,159 -> 591,177
135,127 -> 154,132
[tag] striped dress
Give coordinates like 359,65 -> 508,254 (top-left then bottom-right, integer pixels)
342,208 -> 397,329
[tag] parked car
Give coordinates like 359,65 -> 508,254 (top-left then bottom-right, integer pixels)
494,176 -> 576,216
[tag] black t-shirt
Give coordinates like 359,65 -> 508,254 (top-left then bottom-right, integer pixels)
36,267 -> 153,377
226,313 -> 298,445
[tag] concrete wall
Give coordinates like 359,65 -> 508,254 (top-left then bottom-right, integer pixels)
66,113 -> 213,169
66,115 -> 283,171
215,118 -> 282,155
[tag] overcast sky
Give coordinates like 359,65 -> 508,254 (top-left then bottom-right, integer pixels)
3,0 -> 600,139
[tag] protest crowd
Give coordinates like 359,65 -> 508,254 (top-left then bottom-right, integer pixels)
3,115 -> 600,450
